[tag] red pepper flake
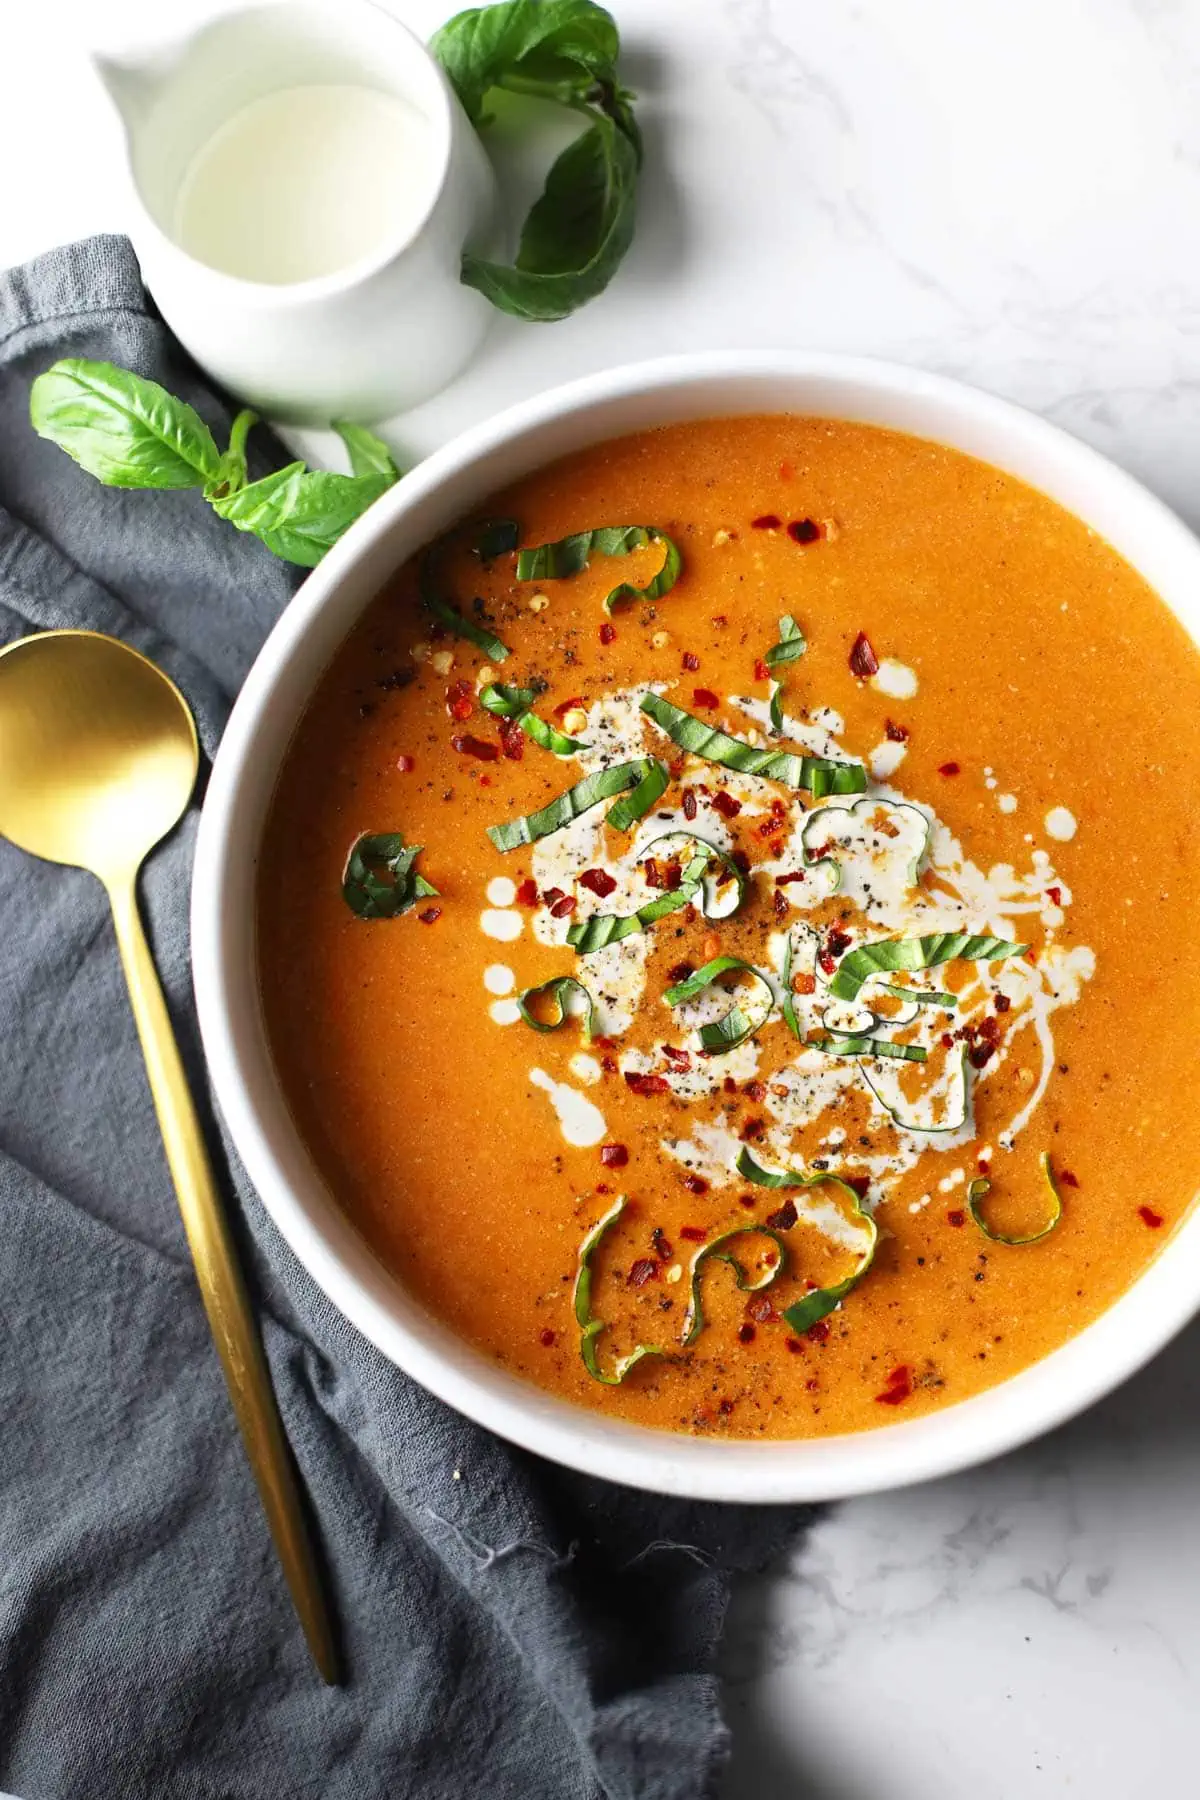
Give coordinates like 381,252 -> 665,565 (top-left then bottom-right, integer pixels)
549,894 -> 576,918
785,1337 -> 804,1354
667,960 -> 695,983
940,1032 -> 955,1050
445,679 -> 474,722
693,687 -> 720,709
938,761 -> 961,777
773,890 -> 789,921
844,1175 -> 871,1200
875,1365 -> 913,1406
624,1072 -> 670,1097
739,1117 -> 766,1143
682,789 -> 698,822
628,1258 -> 660,1288
775,871 -> 807,887
450,733 -> 500,762
579,867 -> 617,898
807,1320 -> 830,1345
600,1054 -> 618,1075
738,1193 -> 756,1210
662,1045 -> 692,1071
753,658 -> 770,682
731,849 -> 751,875
818,951 -> 836,976
968,1041 -> 995,1070
752,513 -> 781,530
712,790 -> 742,819
680,1225 -> 708,1242
599,620 -> 617,645
791,971 -> 816,996
766,1199 -> 798,1231
1059,1169 -> 1079,1189
396,753 -> 415,772
1046,886 -> 1063,905
682,1172 -> 709,1195
977,1015 -> 1001,1045
539,1327 -> 556,1348
681,651 -> 701,673
744,1080 -> 766,1102
787,518 -> 821,545
652,1227 -> 673,1261
1138,1205 -> 1164,1229
737,1323 -> 757,1344
746,1294 -> 776,1323
718,1398 -> 735,1416
418,906 -> 442,925
722,1076 -> 738,1095
885,719 -> 909,744
515,878 -> 539,906
642,857 -> 664,890
541,887 -> 566,908
826,928 -> 852,959
600,1143 -> 628,1167
849,632 -> 879,678
498,718 -> 525,761
553,695 -> 584,718
994,993 -> 1011,1014
947,1209 -> 966,1227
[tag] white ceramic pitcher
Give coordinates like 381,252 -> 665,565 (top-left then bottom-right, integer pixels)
92,0 -> 499,424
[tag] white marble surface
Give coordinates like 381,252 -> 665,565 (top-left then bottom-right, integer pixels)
7,1 -> 1200,1793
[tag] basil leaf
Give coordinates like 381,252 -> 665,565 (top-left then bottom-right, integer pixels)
639,692 -> 866,795
210,465 -> 393,567
473,517 -> 520,560
828,933 -> 1027,1003
879,983 -> 957,1010
419,527 -> 513,661
30,358 -> 221,489
517,524 -> 681,614
518,975 -> 596,1039
488,757 -> 660,851
764,614 -> 807,667
681,1228 -> 787,1346
334,421 -> 401,480
768,680 -> 785,735
568,851 -> 710,954
573,1193 -> 664,1384
605,756 -> 667,828
810,1033 -> 928,1063
639,829 -> 746,920
432,0 -> 623,124
480,682 -> 588,754
664,955 -> 775,1054
861,1043 -> 970,1135
967,1153 -> 1064,1245
735,1147 -> 879,1333
801,796 -> 931,895
342,832 -> 438,918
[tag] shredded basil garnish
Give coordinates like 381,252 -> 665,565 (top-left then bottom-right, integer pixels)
967,1152 -> 1064,1245
764,613 -> 807,667
341,833 -> 438,919
769,680 -> 785,735
516,525 -> 681,614
861,1043 -> 970,1135
517,976 -> 596,1040
418,522 -> 514,661
568,851 -> 711,954
828,933 -> 1027,1003
681,1228 -> 787,1346
487,757 -> 664,851
780,923 -> 818,1042
574,1194 -> 664,1385
800,797 -> 931,895
735,1147 -> 878,1333
664,955 -> 775,1053
639,692 -> 866,796
811,1033 -> 928,1063
472,517 -> 520,561
480,682 -> 589,755
639,830 -> 746,920
606,757 -> 668,830
879,982 -> 958,1010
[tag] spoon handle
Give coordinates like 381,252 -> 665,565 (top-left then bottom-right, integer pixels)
106,871 -> 339,1684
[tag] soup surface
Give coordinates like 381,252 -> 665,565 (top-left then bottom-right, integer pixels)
259,416 -> 1200,1439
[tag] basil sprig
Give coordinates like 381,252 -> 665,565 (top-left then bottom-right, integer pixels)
341,833 -> 438,919
827,933 -> 1027,1003
664,955 -> 775,1054
29,361 -> 400,567
967,1153 -> 1064,1245
518,976 -> 596,1039
574,1194 -> 664,1384
764,614 -> 807,667
487,756 -> 665,851
431,1 -> 642,323
517,526 -> 681,613
736,1148 -> 879,1333
480,682 -> 589,755
681,1228 -> 788,1346
639,692 -> 866,797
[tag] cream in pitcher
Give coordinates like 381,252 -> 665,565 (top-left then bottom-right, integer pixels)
92,0 -> 498,423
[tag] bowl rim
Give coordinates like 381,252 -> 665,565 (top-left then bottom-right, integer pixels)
191,348 -> 1200,1502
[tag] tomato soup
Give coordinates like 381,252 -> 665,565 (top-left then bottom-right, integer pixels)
258,417 -> 1200,1438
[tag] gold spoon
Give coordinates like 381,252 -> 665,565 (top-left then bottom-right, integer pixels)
0,629 -> 338,1683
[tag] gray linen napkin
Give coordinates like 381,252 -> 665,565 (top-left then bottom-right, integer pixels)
0,237 -> 803,1800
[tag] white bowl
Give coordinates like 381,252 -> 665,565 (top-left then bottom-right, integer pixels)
192,351 -> 1200,1502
